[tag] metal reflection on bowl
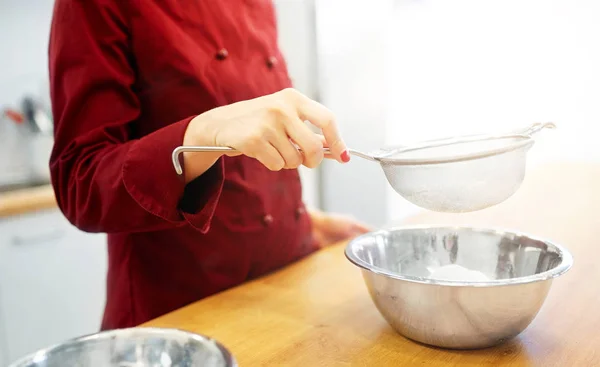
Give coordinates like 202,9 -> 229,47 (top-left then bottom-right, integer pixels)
8,327 -> 237,367
345,226 -> 573,349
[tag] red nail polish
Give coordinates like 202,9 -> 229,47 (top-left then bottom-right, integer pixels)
341,150 -> 350,163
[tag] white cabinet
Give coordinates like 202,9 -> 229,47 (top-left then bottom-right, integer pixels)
0,208 -> 108,364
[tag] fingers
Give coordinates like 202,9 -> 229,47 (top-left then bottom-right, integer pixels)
312,212 -> 371,247
251,140 -> 286,171
281,88 -> 349,163
249,115 -> 310,170
285,118 -> 325,168
325,214 -> 372,240
269,134 -> 304,169
348,220 -> 372,234
316,134 -> 336,160
264,109 -> 319,169
236,88 -> 349,171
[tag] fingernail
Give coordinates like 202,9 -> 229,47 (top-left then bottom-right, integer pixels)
341,150 -> 350,163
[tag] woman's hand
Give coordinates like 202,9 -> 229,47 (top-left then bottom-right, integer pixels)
309,209 -> 371,249
182,88 -> 349,182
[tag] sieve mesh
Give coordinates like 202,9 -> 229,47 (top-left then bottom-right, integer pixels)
380,145 -> 529,212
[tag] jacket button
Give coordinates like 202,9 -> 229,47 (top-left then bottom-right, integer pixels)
295,206 -> 305,220
263,214 -> 274,226
216,48 -> 229,60
266,56 -> 278,69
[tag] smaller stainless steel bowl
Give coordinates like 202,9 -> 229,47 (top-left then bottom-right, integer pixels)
345,226 -> 573,349
8,327 -> 236,367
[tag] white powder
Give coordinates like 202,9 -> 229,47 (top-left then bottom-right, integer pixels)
427,264 -> 490,282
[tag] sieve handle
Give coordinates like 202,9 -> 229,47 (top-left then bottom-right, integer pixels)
513,122 -> 556,137
171,146 -> 374,175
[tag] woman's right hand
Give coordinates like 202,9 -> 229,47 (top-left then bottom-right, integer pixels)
182,88 -> 349,181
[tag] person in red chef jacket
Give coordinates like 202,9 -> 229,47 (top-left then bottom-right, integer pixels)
48,0 -> 370,329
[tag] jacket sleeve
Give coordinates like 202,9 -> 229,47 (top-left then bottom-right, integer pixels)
48,0 -> 224,234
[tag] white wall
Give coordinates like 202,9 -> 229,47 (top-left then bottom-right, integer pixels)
0,0 -> 53,108
313,0 -> 600,226
385,0 -> 600,222
0,0 -> 54,187
315,0 -> 395,226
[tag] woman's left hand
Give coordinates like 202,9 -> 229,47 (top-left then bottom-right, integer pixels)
309,209 -> 372,248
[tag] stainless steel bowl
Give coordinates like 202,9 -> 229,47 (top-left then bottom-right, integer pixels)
345,226 -> 573,349
8,327 -> 237,367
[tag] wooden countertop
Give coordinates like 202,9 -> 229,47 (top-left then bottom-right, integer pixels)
0,185 -> 57,218
146,161 -> 599,366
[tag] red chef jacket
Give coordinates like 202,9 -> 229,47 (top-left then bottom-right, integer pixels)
48,0 -> 317,330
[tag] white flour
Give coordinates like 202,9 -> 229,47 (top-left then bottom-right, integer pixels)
427,264 -> 490,282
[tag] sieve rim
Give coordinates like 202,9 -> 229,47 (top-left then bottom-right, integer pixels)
375,135 -> 535,166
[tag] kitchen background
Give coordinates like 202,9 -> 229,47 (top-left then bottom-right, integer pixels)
1,0 -> 599,364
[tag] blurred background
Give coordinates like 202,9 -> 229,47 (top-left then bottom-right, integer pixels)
1,0 -> 599,363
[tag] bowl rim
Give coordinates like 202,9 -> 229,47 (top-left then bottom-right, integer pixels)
8,327 -> 237,367
344,225 -> 574,287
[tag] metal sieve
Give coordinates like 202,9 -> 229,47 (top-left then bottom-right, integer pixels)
172,122 -> 555,213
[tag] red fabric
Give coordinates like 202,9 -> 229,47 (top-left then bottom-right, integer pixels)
49,0 -> 317,329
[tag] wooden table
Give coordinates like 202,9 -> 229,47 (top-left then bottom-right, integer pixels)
0,185 -> 56,218
146,162 -> 600,366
